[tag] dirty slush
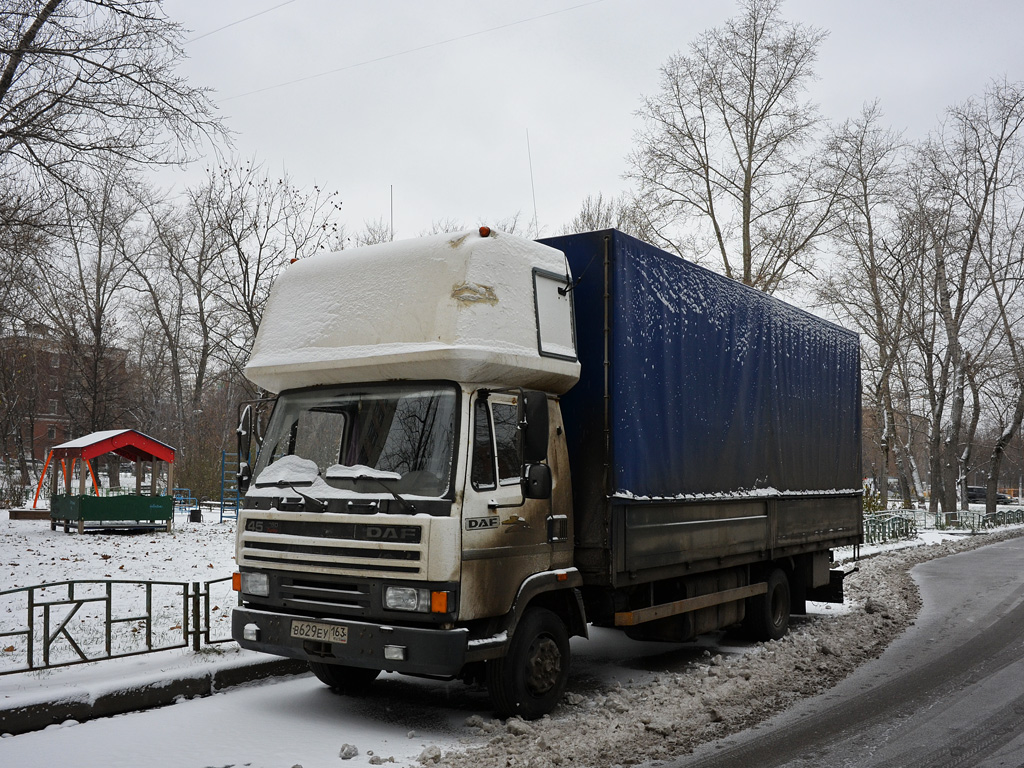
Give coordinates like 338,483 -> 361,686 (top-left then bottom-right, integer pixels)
415,530 -> 1024,768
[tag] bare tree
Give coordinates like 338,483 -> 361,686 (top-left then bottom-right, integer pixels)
969,83 -> 1024,511
420,218 -> 466,237
125,180 -> 224,441
561,192 -> 646,236
818,103 -> 913,506
489,211 -> 525,235
206,161 -> 342,378
627,0 -> 832,293
25,164 -> 141,436
898,80 -> 1024,514
352,217 -> 393,247
0,0 -> 223,187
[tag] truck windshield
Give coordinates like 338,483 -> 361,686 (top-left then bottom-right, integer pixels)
252,384 -> 458,499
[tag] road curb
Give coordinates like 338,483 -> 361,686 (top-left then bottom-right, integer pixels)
0,658 -> 308,736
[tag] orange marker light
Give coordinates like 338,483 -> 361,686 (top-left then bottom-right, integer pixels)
431,591 -> 449,613
232,572 -> 241,591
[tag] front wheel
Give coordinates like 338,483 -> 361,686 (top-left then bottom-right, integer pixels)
308,661 -> 379,695
487,607 -> 570,720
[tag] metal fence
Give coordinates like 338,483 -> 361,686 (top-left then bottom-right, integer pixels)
954,507 -> 1024,532
863,506 -> 1024,543
863,510 -> 918,544
0,577 -> 234,676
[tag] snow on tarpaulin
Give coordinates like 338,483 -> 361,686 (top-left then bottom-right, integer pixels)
245,229 -> 581,394
540,229 -> 862,501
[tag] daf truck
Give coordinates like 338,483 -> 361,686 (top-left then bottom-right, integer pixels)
231,227 -> 862,719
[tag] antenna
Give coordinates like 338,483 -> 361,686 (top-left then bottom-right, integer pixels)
527,128 -> 539,238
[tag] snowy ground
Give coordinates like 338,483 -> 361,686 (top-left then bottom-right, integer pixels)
0,511 -> 238,673
1,511 -> 1023,767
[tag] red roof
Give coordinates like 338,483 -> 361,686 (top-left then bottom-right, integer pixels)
50,429 -> 175,463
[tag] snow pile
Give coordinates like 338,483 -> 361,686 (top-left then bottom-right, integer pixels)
431,527 -> 1024,768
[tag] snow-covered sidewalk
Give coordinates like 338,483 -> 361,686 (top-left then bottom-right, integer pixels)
3,510 -> 1023,767
0,513 -> 306,734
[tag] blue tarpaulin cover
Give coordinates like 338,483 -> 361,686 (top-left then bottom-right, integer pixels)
540,230 -> 861,503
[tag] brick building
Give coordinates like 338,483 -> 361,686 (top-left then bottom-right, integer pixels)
0,323 -> 72,469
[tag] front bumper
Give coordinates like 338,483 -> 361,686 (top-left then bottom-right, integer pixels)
232,606 -> 470,677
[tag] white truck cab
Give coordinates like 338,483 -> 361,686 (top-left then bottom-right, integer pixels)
233,228 -> 584,718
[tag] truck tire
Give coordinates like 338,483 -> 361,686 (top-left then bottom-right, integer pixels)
487,607 -> 570,720
308,661 -> 379,695
745,569 -> 791,641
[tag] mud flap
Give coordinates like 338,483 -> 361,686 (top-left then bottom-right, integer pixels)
806,567 -> 854,604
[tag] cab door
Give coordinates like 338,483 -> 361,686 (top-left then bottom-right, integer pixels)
459,391 -> 552,620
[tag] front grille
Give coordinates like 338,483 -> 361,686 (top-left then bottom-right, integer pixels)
279,575 -> 371,615
238,514 -> 426,577
248,541 -> 420,560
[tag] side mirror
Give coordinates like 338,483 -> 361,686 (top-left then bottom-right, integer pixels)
521,390 -> 549,464
237,405 -> 253,494
523,463 -> 552,500
238,405 -> 252,461
237,463 -> 252,495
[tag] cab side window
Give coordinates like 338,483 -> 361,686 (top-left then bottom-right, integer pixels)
471,398 -> 496,490
492,402 -> 521,484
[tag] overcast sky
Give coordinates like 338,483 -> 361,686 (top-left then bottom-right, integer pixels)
160,0 -> 1024,242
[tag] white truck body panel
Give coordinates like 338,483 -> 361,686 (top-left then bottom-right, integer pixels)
246,229 -> 581,394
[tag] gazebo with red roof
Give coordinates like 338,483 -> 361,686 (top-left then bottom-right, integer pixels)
33,429 -> 177,533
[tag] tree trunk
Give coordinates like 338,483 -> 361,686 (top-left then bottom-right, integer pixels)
985,390 -> 1024,515
107,455 -> 120,488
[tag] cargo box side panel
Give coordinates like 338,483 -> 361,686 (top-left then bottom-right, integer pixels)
619,500 -> 768,574
775,495 -> 862,548
604,231 -> 861,498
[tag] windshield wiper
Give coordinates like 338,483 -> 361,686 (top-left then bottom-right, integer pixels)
259,478 -> 314,489
367,477 -> 414,513
287,485 -> 325,512
340,473 -> 414,513
326,463 -> 415,512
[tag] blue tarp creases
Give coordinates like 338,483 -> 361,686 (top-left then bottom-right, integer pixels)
541,230 -> 861,502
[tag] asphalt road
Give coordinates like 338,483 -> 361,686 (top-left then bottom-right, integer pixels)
676,536 -> 1024,768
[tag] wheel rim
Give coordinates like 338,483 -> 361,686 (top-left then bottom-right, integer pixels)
525,635 -> 562,696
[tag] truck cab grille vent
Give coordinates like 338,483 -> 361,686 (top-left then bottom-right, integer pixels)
280,576 -> 371,615
239,516 -> 426,577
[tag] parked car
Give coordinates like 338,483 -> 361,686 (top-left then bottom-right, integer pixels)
966,486 -> 1012,503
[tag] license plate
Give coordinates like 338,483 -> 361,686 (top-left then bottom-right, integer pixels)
290,619 -> 348,644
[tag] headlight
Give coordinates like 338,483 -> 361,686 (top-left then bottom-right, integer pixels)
240,571 -> 270,597
384,586 -> 430,612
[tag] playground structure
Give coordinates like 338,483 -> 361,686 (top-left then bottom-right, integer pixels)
31,429 -> 176,533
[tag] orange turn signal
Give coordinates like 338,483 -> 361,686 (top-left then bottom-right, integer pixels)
430,591 -> 449,613
232,572 -> 241,591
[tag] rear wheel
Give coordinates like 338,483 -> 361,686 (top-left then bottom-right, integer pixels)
487,607 -> 570,720
308,661 -> 379,695
745,569 -> 791,641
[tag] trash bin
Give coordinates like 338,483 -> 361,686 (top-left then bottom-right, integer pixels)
189,509 -> 202,523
